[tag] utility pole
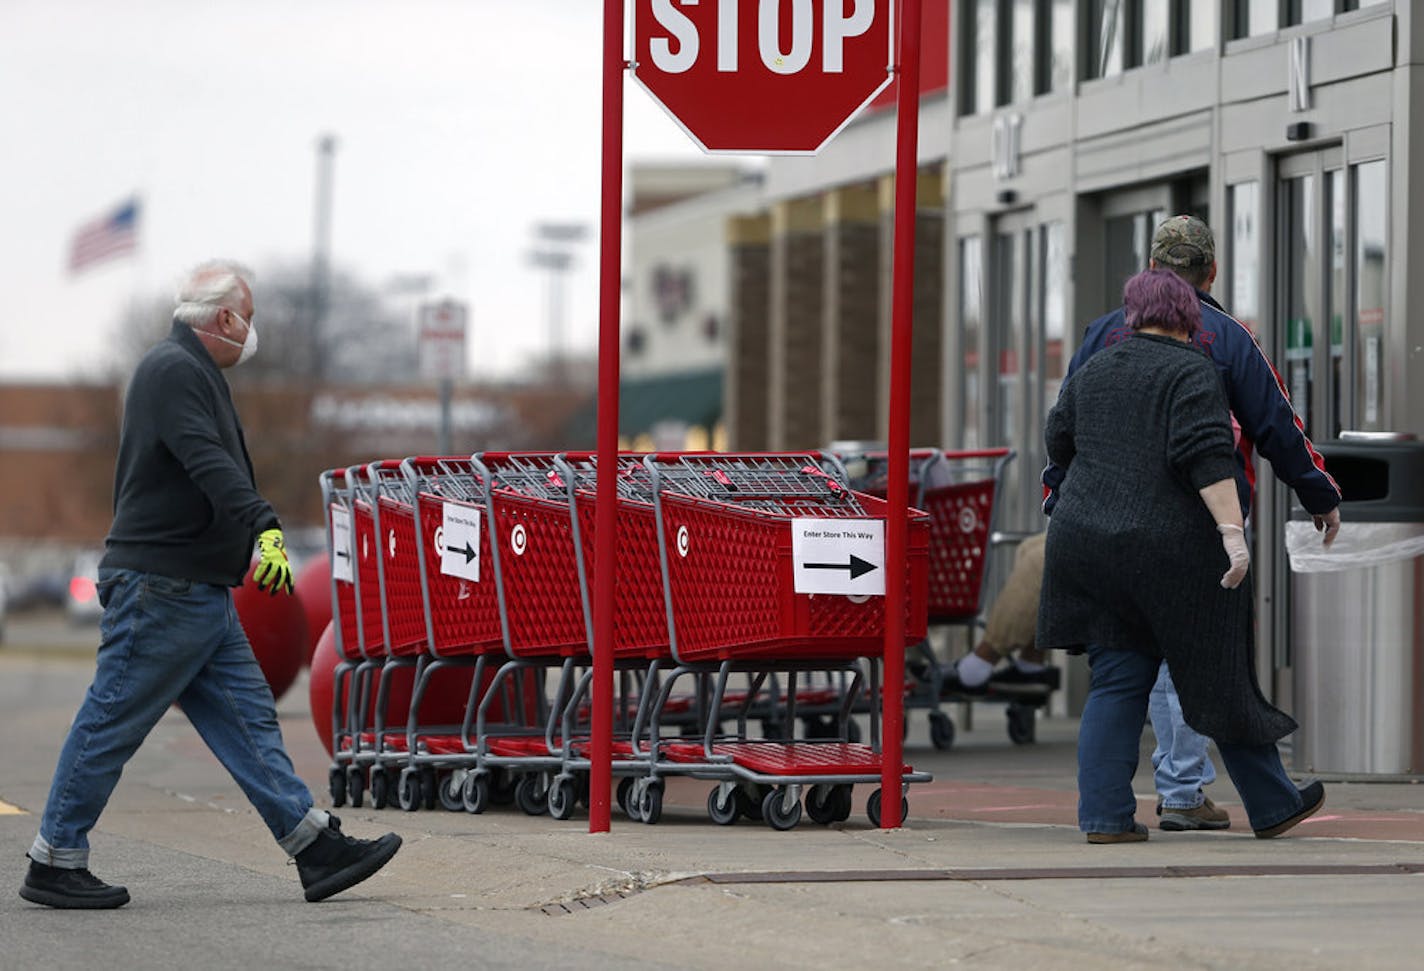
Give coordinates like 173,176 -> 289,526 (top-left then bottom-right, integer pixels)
311,134 -> 337,381
529,222 -> 589,383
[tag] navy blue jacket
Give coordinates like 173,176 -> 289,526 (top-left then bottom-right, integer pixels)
101,322 -> 279,586
1044,291 -> 1340,518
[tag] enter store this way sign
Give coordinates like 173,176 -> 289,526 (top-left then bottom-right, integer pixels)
791,517 -> 885,596
632,0 -> 894,154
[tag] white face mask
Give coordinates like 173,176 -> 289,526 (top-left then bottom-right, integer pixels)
209,309 -> 258,366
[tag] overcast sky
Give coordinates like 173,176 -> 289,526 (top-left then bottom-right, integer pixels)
0,0 -> 712,382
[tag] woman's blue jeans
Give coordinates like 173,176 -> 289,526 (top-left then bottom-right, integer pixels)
1078,644 -> 1306,835
30,569 -> 325,868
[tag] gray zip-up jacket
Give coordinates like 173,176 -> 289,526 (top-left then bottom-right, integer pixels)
100,321 -> 279,586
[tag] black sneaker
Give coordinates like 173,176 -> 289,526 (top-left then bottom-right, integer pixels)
19,858 -> 130,909
295,814 -> 401,902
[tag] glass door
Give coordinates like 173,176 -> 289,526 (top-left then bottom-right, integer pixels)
986,211 -> 1067,533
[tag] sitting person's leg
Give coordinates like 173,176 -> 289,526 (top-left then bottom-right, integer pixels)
956,532 -> 1048,688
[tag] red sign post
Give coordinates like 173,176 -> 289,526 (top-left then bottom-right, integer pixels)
593,0 -> 919,832
632,0 -> 893,154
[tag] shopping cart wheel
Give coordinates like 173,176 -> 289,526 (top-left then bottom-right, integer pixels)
438,772 -> 465,813
707,786 -> 738,826
866,788 -> 909,828
490,768 -> 517,806
370,768 -> 390,810
616,776 -> 635,818
327,767 -> 347,808
548,775 -> 579,821
831,784 -> 854,822
460,771 -> 489,814
345,766 -> 365,809
805,784 -> 839,825
735,784 -> 766,821
397,769 -> 422,812
928,710 -> 956,751
762,786 -> 802,832
515,774 -> 549,816
420,766 -> 439,810
1006,703 -> 1036,745
638,781 -> 664,825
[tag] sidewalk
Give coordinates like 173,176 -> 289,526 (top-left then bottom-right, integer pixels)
2,651 -> 1422,970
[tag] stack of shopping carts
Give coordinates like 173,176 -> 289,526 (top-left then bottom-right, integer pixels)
318,451 -> 933,829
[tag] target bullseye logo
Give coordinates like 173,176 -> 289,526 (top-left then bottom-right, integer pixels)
434,526 -> 443,551
676,525 -> 690,558
958,507 -> 978,533
511,523 -> 528,556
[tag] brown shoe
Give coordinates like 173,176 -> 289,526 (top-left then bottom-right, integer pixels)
1086,822 -> 1148,844
1254,781 -> 1326,839
1160,797 -> 1231,831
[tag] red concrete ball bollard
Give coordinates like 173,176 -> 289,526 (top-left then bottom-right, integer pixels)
308,621 -> 338,758
293,553 -> 335,666
234,559 -> 308,703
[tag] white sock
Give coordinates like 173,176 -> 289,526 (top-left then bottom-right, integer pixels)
956,652 -> 995,687
1012,657 -> 1046,674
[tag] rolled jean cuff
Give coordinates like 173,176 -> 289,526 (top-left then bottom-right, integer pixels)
279,808 -> 330,857
28,834 -> 87,870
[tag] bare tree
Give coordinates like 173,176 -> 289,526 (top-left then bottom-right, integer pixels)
107,261 -> 419,385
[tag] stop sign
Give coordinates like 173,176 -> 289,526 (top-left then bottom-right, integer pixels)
633,0 -> 893,155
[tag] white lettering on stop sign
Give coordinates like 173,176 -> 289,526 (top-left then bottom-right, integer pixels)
650,0 -> 874,76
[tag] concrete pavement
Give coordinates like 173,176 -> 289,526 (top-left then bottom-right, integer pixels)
1,646 -> 1421,970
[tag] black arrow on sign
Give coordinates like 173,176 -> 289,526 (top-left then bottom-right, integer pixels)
446,540 -> 477,565
334,548 -> 350,560
804,555 -> 877,580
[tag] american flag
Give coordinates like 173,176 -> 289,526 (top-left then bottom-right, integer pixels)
68,197 -> 140,273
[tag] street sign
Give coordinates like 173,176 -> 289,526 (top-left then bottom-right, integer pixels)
417,299 -> 468,381
438,503 -> 481,582
790,517 -> 885,596
632,0 -> 893,155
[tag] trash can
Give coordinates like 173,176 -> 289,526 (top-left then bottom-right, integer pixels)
1288,433 -> 1424,775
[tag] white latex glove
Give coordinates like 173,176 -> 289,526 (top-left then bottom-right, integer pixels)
1312,507 -> 1341,549
1218,524 -> 1249,589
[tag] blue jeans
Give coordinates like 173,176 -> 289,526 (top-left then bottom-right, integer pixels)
30,569 -> 325,869
1078,645 -> 1306,834
1149,663 -> 1217,809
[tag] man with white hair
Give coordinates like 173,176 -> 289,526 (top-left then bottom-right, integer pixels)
20,261 -> 401,909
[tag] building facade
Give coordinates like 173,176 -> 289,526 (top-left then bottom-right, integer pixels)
672,1 -> 1418,749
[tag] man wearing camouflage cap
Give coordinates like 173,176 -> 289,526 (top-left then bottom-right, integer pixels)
1043,214 -> 1341,839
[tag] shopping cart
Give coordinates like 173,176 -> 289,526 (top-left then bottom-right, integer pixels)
613,451 -> 934,829
320,464 -> 397,808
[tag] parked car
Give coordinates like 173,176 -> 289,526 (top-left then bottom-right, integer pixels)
66,551 -> 104,625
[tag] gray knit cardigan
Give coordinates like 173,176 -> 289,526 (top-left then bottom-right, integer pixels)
1037,333 -> 1297,746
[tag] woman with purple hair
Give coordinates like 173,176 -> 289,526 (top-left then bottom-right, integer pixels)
1037,269 -> 1323,843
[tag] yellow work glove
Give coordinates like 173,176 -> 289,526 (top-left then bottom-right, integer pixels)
254,527 -> 295,595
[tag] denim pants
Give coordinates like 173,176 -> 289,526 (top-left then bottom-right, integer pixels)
30,569 -> 325,869
1148,662 -> 1217,809
1077,645 -> 1306,834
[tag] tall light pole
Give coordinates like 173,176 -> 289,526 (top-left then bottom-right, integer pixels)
311,133 -> 337,381
529,221 -> 589,382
